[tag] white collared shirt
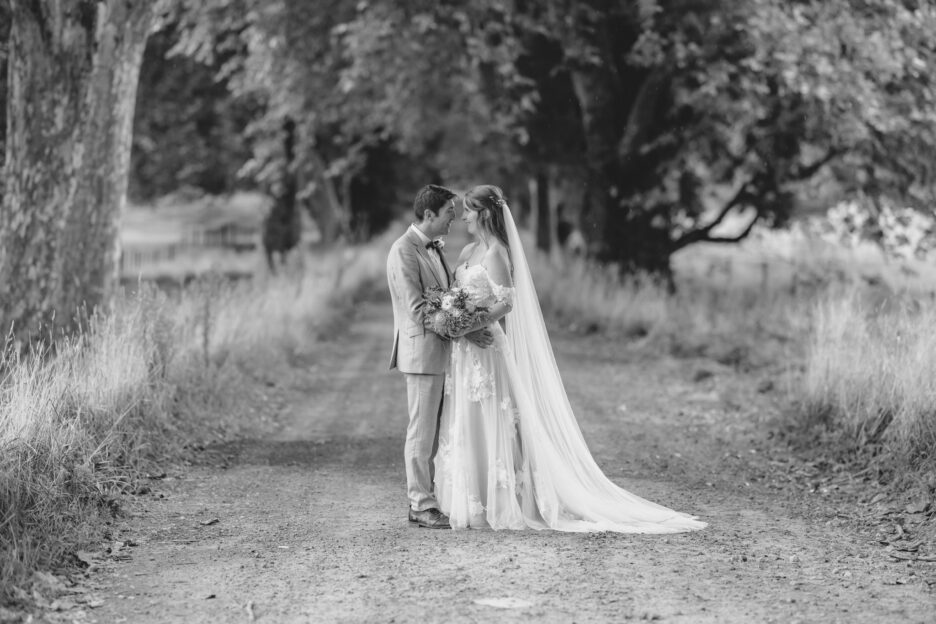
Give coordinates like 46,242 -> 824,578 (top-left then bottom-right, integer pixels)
409,224 -> 446,286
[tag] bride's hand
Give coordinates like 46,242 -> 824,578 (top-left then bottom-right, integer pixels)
463,328 -> 494,349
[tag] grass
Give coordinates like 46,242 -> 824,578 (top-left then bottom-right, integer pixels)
0,234 -> 390,607
529,227 -> 936,481
802,293 -> 936,471
532,245 -> 816,371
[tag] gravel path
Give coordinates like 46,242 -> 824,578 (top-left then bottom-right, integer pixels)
76,301 -> 933,623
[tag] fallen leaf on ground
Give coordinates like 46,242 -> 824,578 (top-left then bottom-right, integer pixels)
49,599 -> 77,611
200,518 -> 220,526
905,499 -> 931,514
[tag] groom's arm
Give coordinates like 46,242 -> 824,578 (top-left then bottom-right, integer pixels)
389,242 -> 433,330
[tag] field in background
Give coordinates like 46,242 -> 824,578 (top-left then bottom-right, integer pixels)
120,190 -> 319,279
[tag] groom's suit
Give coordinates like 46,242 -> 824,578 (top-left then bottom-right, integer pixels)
387,225 -> 452,512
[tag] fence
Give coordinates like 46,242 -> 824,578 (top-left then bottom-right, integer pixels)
119,223 -> 259,274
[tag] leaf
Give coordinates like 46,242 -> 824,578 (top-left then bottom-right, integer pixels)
200,517 -> 220,526
905,499 -> 931,514
75,551 -> 97,567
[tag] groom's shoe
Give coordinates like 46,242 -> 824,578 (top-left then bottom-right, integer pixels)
408,507 -> 451,529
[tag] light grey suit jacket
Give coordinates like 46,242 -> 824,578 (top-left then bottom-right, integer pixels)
387,227 -> 452,374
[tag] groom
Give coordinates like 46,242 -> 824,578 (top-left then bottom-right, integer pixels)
387,184 -> 492,529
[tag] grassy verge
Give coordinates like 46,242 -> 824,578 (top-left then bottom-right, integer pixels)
802,293 -> 936,474
531,249 -> 815,371
0,237 -> 389,607
528,232 -> 935,493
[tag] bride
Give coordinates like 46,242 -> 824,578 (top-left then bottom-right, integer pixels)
433,184 -> 706,533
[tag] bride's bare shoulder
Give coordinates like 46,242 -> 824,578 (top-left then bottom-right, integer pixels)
484,242 -> 510,265
483,243 -> 513,283
457,241 -> 478,264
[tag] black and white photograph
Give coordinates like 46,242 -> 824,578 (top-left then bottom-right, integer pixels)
0,1 -> 934,622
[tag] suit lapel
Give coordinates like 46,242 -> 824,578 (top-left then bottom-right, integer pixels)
406,229 -> 447,288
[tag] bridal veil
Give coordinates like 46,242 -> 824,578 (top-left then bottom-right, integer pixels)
499,203 -> 706,533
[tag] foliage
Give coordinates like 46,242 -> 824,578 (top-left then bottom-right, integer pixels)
130,26 -> 256,201
804,201 -> 936,261
165,0 -> 517,240
444,0 -> 936,274
136,0 -> 936,268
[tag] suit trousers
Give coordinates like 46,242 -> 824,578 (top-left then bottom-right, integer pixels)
404,372 -> 445,511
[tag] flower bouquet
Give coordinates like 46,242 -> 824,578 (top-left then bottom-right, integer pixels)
423,285 -> 488,338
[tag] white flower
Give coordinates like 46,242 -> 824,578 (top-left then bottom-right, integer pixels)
441,295 -> 454,310
468,496 -> 485,517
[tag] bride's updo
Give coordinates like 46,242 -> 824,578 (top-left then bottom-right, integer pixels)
464,185 -> 510,250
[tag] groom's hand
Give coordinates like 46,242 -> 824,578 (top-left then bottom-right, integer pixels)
464,328 -> 494,349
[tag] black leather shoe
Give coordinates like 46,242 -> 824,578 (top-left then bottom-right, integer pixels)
408,507 -> 451,529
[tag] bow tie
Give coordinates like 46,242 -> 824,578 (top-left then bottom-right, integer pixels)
426,240 -> 444,252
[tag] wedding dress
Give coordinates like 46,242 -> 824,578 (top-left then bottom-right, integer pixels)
434,205 -> 707,533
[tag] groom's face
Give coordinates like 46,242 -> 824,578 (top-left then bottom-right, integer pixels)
429,200 -> 456,238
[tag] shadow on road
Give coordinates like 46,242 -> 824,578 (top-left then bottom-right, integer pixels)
204,434 -> 401,474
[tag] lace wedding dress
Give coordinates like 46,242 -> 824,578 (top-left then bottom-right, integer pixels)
434,208 -> 707,534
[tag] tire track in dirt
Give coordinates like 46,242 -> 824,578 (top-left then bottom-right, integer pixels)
78,301 -> 933,623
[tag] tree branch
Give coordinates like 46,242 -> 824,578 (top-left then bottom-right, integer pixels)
670,180 -> 754,252
701,212 -> 761,244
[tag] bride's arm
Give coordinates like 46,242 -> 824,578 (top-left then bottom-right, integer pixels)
481,246 -> 514,324
451,246 -> 514,336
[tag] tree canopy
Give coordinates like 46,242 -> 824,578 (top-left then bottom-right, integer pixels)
131,0 -> 936,271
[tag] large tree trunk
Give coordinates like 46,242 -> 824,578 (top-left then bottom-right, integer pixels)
0,0 -> 163,342
569,52 -> 678,279
569,64 -> 625,255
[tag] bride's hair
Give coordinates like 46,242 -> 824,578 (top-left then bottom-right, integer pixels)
464,185 -> 510,251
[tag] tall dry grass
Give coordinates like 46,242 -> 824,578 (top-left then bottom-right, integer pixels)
0,238 -> 388,604
531,249 -> 815,369
529,229 -> 936,478
803,293 -> 936,469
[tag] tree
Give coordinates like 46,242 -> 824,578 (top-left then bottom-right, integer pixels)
464,0 -> 936,278
0,0 -> 167,341
172,0 -> 522,243
130,23 -> 255,200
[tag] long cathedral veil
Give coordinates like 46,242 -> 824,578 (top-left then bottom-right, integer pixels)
499,203 -> 706,533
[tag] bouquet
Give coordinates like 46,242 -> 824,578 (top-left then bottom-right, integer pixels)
423,285 -> 488,338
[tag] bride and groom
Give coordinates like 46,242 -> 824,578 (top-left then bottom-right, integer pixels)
387,184 -> 706,533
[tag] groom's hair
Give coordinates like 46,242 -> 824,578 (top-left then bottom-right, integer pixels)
413,185 -> 457,221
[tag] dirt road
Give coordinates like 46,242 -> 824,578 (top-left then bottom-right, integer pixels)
74,301 -> 933,623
